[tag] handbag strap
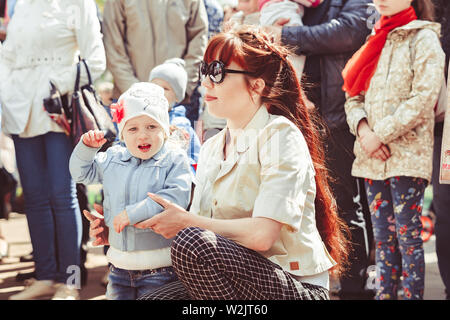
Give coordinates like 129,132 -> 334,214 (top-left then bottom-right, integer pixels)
73,58 -> 93,92
74,61 -> 81,93
80,59 -> 93,86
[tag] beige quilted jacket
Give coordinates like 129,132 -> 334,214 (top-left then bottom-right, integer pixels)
345,20 -> 446,182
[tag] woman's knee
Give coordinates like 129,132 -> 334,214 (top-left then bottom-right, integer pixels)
171,227 -> 218,266
172,227 -> 207,254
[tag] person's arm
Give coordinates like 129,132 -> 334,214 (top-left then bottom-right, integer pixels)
138,194 -> 283,252
183,215 -> 282,252
372,29 -> 445,145
182,0 -> 208,97
102,0 -> 139,94
345,94 -> 390,160
281,0 -> 372,55
344,92 -> 367,137
69,130 -> 108,186
125,151 -> 193,226
48,0 -> 106,94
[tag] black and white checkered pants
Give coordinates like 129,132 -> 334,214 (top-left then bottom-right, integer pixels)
138,227 -> 329,300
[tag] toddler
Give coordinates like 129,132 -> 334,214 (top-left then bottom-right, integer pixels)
149,58 -> 201,172
69,82 -> 192,300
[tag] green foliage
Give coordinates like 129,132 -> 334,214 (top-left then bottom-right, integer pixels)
95,0 -> 106,12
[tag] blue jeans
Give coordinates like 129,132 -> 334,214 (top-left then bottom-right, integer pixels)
365,176 -> 426,300
12,132 -> 82,283
106,264 -> 178,300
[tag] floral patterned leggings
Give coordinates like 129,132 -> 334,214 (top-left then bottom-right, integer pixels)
364,176 -> 426,300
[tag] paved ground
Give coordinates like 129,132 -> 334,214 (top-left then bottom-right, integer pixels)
0,212 -> 447,300
0,213 -> 108,300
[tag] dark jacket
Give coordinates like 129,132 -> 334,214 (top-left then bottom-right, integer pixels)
281,0 -> 372,129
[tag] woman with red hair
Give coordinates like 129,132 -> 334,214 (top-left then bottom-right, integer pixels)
89,25 -> 350,300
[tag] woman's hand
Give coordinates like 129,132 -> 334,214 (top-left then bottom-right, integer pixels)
83,203 -> 109,246
82,130 -> 107,148
134,193 -> 189,239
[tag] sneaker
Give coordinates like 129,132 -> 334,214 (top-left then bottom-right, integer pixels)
52,284 -> 80,300
8,279 -> 57,300
16,270 -> 36,282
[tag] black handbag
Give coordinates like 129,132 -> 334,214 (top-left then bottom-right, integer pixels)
70,59 -> 117,150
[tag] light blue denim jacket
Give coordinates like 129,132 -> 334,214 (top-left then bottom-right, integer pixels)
69,141 -> 192,252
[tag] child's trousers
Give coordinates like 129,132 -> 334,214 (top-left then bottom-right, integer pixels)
364,176 -> 426,300
106,264 -> 178,300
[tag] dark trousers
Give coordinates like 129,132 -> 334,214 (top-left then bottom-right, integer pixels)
432,123 -> 450,299
324,125 -> 373,296
139,227 -> 330,300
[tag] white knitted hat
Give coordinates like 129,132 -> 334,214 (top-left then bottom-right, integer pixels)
111,82 -> 170,140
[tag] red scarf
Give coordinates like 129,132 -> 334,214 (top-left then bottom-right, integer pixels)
342,7 -> 417,97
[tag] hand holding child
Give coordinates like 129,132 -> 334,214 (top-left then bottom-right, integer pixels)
113,210 -> 130,234
83,204 -> 109,246
82,130 -> 107,148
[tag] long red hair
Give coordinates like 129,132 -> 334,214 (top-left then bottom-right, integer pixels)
204,26 -> 350,275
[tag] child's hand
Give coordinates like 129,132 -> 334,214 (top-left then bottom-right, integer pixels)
357,119 -> 390,161
113,210 -> 130,234
82,130 -> 107,148
358,130 -> 390,161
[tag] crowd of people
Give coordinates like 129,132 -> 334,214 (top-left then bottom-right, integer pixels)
0,0 -> 449,301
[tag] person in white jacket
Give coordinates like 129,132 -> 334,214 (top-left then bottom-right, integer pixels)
0,0 -> 106,300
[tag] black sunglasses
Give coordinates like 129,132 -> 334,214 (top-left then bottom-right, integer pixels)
199,60 -> 254,84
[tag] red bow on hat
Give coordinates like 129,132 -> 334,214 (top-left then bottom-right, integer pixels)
110,100 -> 125,123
